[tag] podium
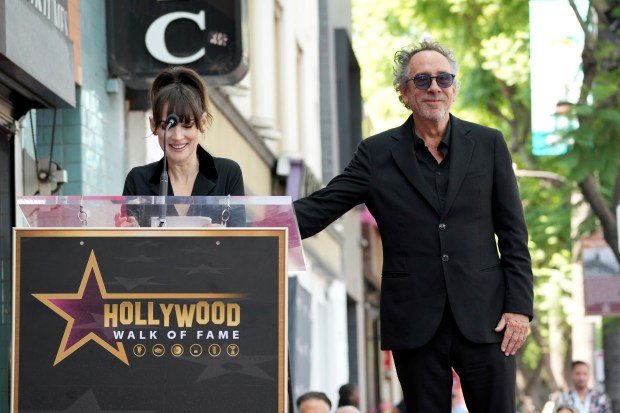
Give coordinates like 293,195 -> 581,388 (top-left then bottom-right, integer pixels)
13,196 -> 304,412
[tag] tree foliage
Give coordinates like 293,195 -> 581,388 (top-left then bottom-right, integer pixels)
562,1 -> 620,262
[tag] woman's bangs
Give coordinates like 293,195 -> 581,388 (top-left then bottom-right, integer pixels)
154,86 -> 202,125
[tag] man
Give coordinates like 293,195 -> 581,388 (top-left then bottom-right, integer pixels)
297,391 -> 332,413
556,361 -> 612,413
294,41 -> 533,412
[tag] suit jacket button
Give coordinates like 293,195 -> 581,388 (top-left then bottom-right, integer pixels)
442,254 -> 449,262
439,223 -> 446,230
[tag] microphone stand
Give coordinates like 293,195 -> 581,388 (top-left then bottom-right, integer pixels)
158,114 -> 179,227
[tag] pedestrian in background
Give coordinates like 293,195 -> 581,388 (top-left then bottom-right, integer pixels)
298,391 -> 332,413
556,361 -> 612,413
338,383 -> 361,408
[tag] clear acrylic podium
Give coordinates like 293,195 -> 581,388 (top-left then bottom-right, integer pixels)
13,195 -> 303,412
17,195 -> 305,271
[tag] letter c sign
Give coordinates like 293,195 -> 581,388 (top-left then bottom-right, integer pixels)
145,10 -> 206,64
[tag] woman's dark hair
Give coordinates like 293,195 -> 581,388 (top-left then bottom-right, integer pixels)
149,66 -> 213,130
338,383 -> 358,407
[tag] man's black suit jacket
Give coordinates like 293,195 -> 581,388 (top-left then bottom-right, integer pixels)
294,114 -> 534,350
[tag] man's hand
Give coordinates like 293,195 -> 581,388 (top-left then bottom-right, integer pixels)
494,312 -> 529,356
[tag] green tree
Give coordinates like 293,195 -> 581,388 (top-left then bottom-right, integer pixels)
564,0 -> 620,262
351,0 -> 620,409
565,2 -> 620,410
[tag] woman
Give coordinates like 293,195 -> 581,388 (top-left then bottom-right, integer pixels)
116,66 -> 244,227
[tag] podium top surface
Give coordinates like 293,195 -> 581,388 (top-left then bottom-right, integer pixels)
17,196 -> 305,271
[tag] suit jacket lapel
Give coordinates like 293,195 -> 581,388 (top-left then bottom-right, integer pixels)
390,116 -> 441,215
442,115 -> 475,219
147,145 -> 218,196
149,173 -> 217,196
192,173 -> 216,195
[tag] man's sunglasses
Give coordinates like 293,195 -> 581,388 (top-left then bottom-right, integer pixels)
407,73 -> 456,90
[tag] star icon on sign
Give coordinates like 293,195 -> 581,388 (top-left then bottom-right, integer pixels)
177,264 -> 228,275
108,276 -> 164,291
179,354 -> 277,382
119,255 -> 163,263
42,389 -> 156,412
183,246 -> 215,255
33,250 -> 129,365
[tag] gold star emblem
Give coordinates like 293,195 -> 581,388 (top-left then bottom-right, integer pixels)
32,251 -> 129,365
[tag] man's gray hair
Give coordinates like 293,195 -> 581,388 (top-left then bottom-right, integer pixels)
393,40 -> 459,97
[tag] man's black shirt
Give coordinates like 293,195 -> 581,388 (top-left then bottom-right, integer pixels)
412,121 -> 451,214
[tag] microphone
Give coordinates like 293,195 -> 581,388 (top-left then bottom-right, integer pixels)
165,113 -> 180,129
158,113 -> 179,227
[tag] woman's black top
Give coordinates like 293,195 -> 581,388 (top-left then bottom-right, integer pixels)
122,145 -> 245,226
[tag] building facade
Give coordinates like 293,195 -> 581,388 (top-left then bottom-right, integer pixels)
0,0 -> 379,411
0,0 -> 78,407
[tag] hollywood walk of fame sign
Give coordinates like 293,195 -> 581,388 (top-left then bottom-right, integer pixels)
13,228 -> 287,412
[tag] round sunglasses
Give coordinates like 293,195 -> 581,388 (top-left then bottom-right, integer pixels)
406,73 -> 456,90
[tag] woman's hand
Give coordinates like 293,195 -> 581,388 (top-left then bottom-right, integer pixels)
114,212 -> 139,227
